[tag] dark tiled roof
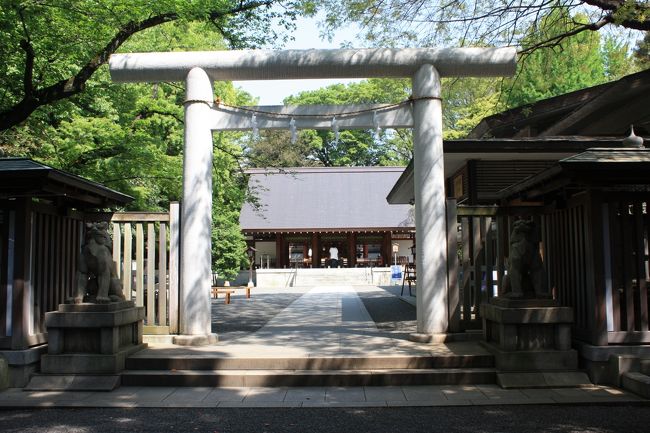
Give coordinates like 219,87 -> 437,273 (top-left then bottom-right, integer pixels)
0,158 -> 132,207
240,166 -> 414,231
498,148 -> 650,200
560,148 -> 650,164
469,69 -> 650,139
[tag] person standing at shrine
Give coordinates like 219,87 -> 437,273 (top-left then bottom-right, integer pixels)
329,245 -> 339,268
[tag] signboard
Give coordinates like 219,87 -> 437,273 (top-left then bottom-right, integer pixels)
390,265 -> 403,284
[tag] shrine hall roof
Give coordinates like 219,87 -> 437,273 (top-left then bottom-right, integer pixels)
240,166 -> 414,232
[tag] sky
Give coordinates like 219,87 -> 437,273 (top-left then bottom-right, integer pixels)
233,15 -> 363,105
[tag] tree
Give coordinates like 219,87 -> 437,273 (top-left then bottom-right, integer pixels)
1,20 -> 253,210
507,9 -> 604,108
245,129 -> 319,167
314,1 -> 648,52
212,133 -> 249,281
0,15 -> 257,278
634,32 -> 650,69
0,0 -> 302,132
442,78 -> 505,139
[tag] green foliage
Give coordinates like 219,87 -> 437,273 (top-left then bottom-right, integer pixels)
246,78 -> 413,167
0,1 -> 303,131
246,129 -> 318,167
634,32 -> 650,70
0,2 -> 276,278
505,8 -> 635,109
442,78 -> 505,139
602,36 -> 634,79
211,133 -> 249,280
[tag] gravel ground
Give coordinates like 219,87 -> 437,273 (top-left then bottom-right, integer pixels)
1,405 -> 649,433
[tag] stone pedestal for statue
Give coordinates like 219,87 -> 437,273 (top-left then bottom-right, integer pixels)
481,297 -> 589,388
25,301 -> 146,391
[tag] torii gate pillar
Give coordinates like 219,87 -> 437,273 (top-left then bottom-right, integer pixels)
412,64 -> 447,336
175,67 -> 217,343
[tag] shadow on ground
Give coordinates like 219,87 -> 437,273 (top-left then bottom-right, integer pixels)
354,286 -> 417,336
210,289 -> 307,342
211,285 -> 417,342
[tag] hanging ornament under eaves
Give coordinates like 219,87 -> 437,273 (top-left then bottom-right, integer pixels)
251,112 -> 259,140
332,116 -> 340,145
289,117 -> 297,144
372,110 -> 381,139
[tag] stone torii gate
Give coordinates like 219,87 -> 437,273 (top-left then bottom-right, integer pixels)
109,48 -> 516,344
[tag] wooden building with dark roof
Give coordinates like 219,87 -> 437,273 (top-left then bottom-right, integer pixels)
390,69 -> 650,207
0,158 -> 132,386
240,166 -> 415,268
388,69 -> 650,386
469,68 -> 650,139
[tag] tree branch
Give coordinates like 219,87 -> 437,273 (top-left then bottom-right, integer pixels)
0,1 -> 276,132
582,0 -> 650,30
19,39 -> 35,99
518,16 -> 611,55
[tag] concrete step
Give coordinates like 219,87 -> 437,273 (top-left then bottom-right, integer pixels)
640,359 -> 650,376
496,371 -> 592,389
293,269 -> 376,286
125,354 -> 495,371
25,374 -> 121,391
121,367 -> 497,387
621,372 -> 650,399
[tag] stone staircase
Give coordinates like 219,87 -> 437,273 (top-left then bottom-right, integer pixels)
621,358 -> 650,399
292,268 -> 392,286
121,353 -> 496,387
295,269 -> 371,286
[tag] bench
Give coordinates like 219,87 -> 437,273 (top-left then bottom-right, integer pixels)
211,286 -> 252,304
211,287 -> 235,304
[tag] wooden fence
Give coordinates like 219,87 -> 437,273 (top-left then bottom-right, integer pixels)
447,201 -> 502,332
446,200 -> 544,333
603,195 -> 650,343
0,199 -> 86,349
101,203 -> 180,335
541,194 -> 592,342
539,192 -> 650,345
0,200 -> 181,351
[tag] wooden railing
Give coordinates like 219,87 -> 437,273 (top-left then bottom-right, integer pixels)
1,200 -> 181,351
447,201 -> 502,332
540,192 -> 650,345
601,195 -> 649,344
446,200 -> 544,333
1,200 -> 86,349
30,204 -> 85,340
105,203 -> 180,335
541,195 -> 591,341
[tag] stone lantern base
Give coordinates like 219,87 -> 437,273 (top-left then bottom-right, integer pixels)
26,301 -> 146,391
480,297 -> 590,388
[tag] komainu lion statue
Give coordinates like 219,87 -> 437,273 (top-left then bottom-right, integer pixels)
68,222 -> 125,304
502,219 -> 549,299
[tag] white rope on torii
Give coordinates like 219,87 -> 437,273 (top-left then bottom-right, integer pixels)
109,47 -> 516,344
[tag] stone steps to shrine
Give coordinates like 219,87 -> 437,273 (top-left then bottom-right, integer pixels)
121,354 -> 496,387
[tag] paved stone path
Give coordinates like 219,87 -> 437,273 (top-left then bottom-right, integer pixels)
0,383 -> 643,408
